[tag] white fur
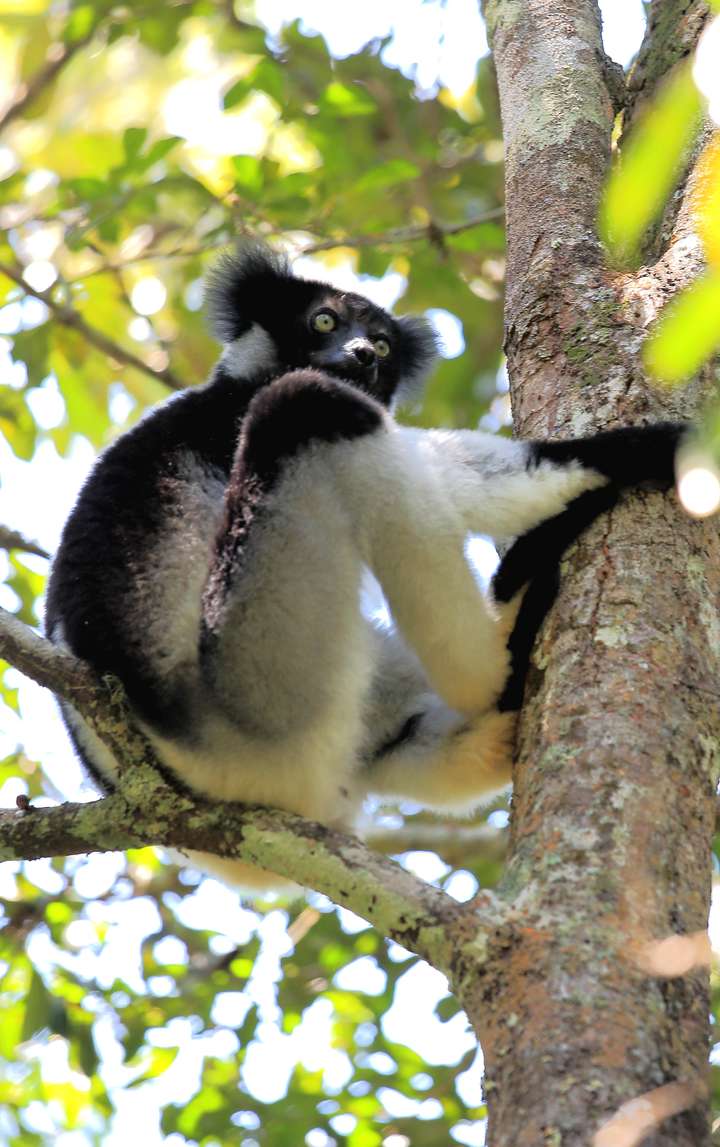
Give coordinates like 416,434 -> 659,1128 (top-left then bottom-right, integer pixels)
415,429 -> 607,539
127,455 -> 225,684
221,324 -> 278,378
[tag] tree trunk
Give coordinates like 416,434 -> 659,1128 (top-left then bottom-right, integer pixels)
469,2 -> 720,1143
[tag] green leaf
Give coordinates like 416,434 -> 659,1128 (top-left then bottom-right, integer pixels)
320,81 -> 376,117
252,57 -> 286,104
600,64 -> 703,264
123,127 -> 148,164
127,1046 -> 179,1086
223,76 -> 252,110
174,1086 -> 224,1135
65,4 -> 96,43
644,269 -> 720,382
348,1125 -> 383,1147
353,159 -> 420,193
61,176 -> 107,202
21,970 -> 50,1042
12,325 -> 50,388
0,388 -> 37,459
143,136 -> 181,166
232,155 -> 264,196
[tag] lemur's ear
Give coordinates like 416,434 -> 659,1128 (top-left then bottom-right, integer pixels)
205,242 -> 294,343
393,314 -> 441,399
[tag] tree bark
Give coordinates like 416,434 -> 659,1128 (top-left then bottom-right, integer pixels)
474,2 -> 720,1143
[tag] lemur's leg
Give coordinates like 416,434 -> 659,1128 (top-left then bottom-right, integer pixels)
492,484 -> 618,606
495,564 -> 561,712
368,709 -> 514,808
360,626 -> 514,808
200,370 -> 511,728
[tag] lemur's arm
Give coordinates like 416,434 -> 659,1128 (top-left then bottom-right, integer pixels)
411,422 -> 682,546
400,421 -> 682,714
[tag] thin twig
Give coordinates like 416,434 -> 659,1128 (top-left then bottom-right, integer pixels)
303,208 -> 505,253
67,208 -> 506,284
0,262 -> 187,392
0,29 -> 96,133
0,527 -> 50,561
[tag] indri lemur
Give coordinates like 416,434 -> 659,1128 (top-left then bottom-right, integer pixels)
45,243 -> 682,889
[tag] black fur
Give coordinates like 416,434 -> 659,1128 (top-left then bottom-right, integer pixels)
204,242 -> 295,343
494,423 -> 683,708
240,370 -> 385,487
529,423 -> 681,486
205,243 -> 439,405
46,244 -> 432,740
45,375 -> 254,731
200,370 -> 385,653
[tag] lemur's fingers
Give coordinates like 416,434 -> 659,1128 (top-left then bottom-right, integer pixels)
529,423 -> 685,487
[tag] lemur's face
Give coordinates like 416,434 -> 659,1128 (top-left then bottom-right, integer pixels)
269,286 -> 438,407
206,245 -> 439,407
295,293 -> 395,402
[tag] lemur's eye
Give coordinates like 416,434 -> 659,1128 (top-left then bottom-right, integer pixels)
373,337 -> 391,358
312,310 -> 337,333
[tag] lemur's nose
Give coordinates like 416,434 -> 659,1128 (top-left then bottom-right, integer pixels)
351,343 -> 376,367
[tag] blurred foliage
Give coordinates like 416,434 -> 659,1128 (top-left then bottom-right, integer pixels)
644,130 -> 720,384
601,23 -> 720,389
0,844 -> 503,1146
599,64 -> 703,265
0,0 -> 507,1144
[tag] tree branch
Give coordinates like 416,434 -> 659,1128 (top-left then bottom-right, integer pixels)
482,0 -> 616,431
66,209 -> 506,284
624,0 -> 712,131
479,4 -> 718,1142
0,262 -> 187,393
0,527 -> 49,560
302,208 -> 506,254
0,28 -> 96,133
0,793 -> 503,973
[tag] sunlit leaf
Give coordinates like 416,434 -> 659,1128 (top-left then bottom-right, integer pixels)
353,159 -> 421,192
127,1046 -> 179,1085
123,126 -> 148,164
65,3 -> 96,42
644,269 -> 720,382
691,131 -> 720,264
232,155 -> 264,196
174,1086 -> 224,1134
0,1 -> 49,12
320,81 -> 376,117
348,1124 -> 383,1146
0,388 -> 37,459
600,64 -> 703,264
18,14 -> 50,84
20,970 -> 50,1042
